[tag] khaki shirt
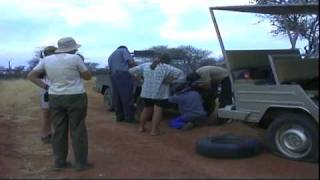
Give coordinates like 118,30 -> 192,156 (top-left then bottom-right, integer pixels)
196,66 -> 228,84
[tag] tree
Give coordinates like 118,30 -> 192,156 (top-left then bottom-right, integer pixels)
27,57 -> 40,72
27,48 -> 42,71
12,66 -> 26,78
149,45 -> 216,73
85,62 -> 100,73
178,45 -> 213,70
250,0 -> 319,58
0,66 -> 6,79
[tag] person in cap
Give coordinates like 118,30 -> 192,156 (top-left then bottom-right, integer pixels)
108,45 -> 137,123
129,53 -> 183,136
38,46 -> 57,144
28,37 -> 92,171
186,65 -> 233,116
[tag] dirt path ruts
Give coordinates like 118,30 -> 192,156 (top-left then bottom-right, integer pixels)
0,91 -> 318,179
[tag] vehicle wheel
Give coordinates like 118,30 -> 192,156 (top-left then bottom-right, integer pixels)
267,113 -> 319,162
196,134 -> 261,158
104,88 -> 114,112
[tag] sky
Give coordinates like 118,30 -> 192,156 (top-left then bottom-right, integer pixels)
0,0 -> 304,68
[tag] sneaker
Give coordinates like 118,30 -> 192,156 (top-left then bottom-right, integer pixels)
74,163 -> 94,172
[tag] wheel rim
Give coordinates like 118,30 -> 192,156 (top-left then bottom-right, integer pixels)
275,124 -> 312,159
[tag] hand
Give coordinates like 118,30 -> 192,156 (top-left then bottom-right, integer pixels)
164,76 -> 176,84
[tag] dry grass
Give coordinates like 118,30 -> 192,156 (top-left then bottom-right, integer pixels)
0,79 -> 39,119
0,77 -> 96,119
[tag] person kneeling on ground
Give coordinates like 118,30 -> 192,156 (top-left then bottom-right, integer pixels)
168,83 -> 207,131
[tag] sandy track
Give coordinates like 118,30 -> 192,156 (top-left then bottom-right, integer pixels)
0,91 -> 318,179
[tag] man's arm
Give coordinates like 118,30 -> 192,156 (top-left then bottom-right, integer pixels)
76,55 -> 92,80
122,48 -> 136,68
128,59 -> 137,68
128,65 -> 142,80
80,71 -> 92,80
27,70 -> 49,90
168,94 -> 180,104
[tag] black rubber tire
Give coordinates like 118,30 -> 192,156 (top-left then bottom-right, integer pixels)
196,134 -> 261,158
104,88 -> 114,112
267,113 -> 319,163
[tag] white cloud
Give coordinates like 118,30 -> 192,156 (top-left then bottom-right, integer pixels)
147,0 -> 251,42
160,19 -> 216,42
0,0 -> 133,28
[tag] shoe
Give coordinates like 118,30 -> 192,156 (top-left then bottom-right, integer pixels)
116,116 -> 124,122
53,161 -> 72,171
181,122 -> 194,131
41,134 -> 52,144
74,163 -> 94,171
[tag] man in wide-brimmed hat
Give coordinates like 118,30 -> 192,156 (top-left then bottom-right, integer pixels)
28,37 -> 92,171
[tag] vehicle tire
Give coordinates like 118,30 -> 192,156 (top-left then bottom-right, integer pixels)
104,88 -> 114,112
196,134 -> 261,158
267,113 -> 319,162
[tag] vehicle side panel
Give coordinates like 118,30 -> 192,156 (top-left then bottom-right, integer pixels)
233,84 -> 319,123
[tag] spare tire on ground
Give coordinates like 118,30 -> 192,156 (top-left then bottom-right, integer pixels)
196,134 -> 262,158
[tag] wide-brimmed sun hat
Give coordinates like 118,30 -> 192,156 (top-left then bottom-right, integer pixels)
55,37 -> 81,53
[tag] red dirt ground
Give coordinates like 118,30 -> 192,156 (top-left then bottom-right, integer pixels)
0,92 -> 318,179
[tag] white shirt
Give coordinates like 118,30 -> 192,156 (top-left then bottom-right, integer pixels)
33,53 -> 88,95
129,63 -> 183,99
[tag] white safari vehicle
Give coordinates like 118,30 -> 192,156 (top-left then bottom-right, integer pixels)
209,4 -> 319,162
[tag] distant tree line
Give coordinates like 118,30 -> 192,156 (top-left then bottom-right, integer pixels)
0,65 -> 28,79
148,45 -> 221,74
0,45 -> 220,79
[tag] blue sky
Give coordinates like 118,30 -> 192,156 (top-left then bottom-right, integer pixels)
0,0 -> 303,68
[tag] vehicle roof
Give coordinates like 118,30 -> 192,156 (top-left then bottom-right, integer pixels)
210,4 -> 319,14
133,50 -> 155,57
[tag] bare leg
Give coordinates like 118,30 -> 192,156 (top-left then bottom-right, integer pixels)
150,105 -> 163,136
42,109 -> 52,137
139,107 -> 153,132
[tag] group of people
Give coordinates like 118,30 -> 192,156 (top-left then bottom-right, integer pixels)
108,46 -> 233,135
27,37 -> 233,172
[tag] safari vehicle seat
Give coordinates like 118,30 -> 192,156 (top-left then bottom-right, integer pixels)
226,49 -> 301,84
269,56 -> 319,98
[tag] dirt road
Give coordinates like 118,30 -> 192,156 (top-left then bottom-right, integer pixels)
0,91 -> 318,179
